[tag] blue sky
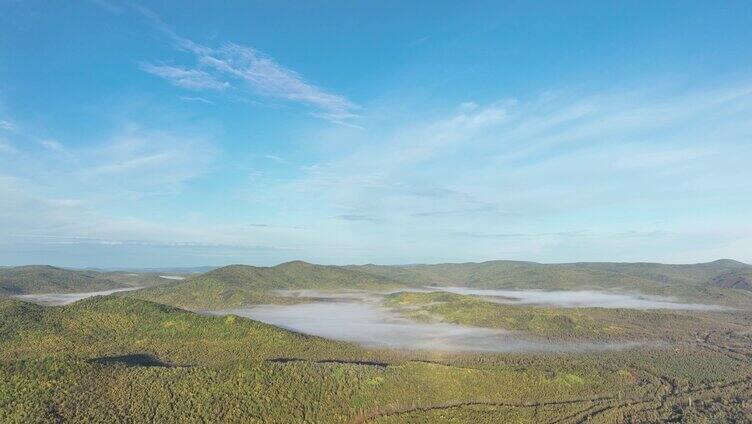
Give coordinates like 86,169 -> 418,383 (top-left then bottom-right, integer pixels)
1,1 -> 751,267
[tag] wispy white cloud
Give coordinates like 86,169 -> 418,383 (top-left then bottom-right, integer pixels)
8,234 -> 291,252
4,3 -> 752,265
334,213 -> 379,222
200,43 -> 359,122
179,96 -> 214,104
264,154 -> 287,163
0,119 -> 15,131
408,35 -> 431,48
0,173 -> 299,263
78,129 -> 219,195
452,230 -> 669,240
133,5 -> 359,123
86,0 -> 123,14
230,80 -> 752,263
0,139 -> 16,154
39,139 -> 64,152
140,63 -> 229,91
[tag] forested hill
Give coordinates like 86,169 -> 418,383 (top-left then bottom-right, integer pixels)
0,265 -> 127,296
2,295 -> 752,423
0,296 -> 358,365
203,261 -> 405,290
348,259 -> 752,294
6,259 -> 749,307
127,261 -> 407,309
125,259 -> 752,310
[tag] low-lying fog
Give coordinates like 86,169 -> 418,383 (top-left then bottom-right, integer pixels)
17,285 -> 724,352
210,293 -> 641,353
435,287 -> 727,310
15,287 -> 141,306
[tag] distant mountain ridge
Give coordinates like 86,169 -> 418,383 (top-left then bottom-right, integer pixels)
5,259 -> 750,308
125,258 -> 752,310
82,266 -> 217,275
348,259 -> 752,296
0,265 -> 127,295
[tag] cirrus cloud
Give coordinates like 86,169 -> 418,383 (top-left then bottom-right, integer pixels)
134,5 -> 359,124
139,63 -> 230,91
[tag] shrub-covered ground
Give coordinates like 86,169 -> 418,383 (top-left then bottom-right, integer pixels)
1,296 -> 751,423
385,291 -> 752,342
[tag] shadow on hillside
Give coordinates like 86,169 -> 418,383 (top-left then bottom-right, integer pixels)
89,353 -> 174,368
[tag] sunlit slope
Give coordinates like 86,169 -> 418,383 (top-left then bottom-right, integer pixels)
0,265 -> 128,296
0,296 -> 363,365
1,296 -> 751,423
710,268 -> 752,290
572,259 -> 749,286
2,296 -> 752,423
126,259 -> 752,309
385,291 -> 750,342
350,259 -> 752,295
128,261 -> 406,309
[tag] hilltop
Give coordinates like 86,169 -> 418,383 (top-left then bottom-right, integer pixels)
0,265 -> 127,296
0,296 -> 358,365
349,259 -> 752,298
127,261 -> 406,309
124,259 -> 752,310
5,259 -> 750,309
710,269 -> 752,290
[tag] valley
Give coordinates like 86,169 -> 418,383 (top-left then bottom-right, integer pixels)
1,259 -> 752,422
4,2 -> 751,422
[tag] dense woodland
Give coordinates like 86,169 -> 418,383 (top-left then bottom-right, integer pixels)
0,265 -> 126,295
127,261 -> 406,309
0,265 -> 170,296
4,259 -> 752,309
385,291 -> 752,342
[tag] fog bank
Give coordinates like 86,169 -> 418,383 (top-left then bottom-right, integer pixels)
211,301 -> 640,353
436,287 -> 727,310
15,287 -> 142,306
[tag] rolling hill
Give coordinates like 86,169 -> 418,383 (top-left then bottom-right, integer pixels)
125,259 -> 752,310
128,261 -> 407,309
2,260 -> 752,422
0,265 -> 128,296
2,295 -> 752,423
349,259 -> 752,296
710,269 -> 752,290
